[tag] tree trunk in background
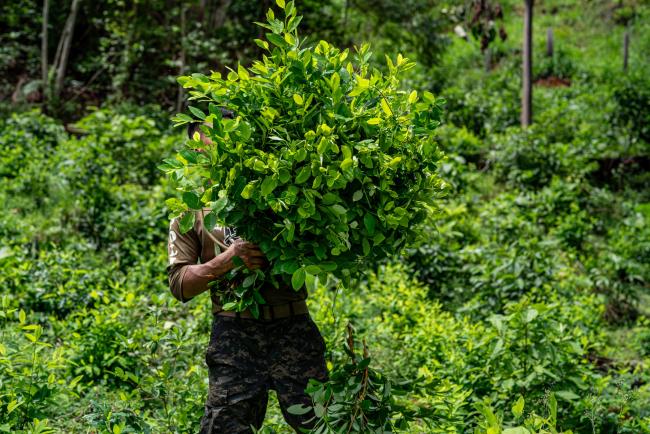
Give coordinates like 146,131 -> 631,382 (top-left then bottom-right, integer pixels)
623,29 -> 630,72
176,6 -> 187,114
521,0 -> 534,127
546,27 -> 553,57
199,0 -> 207,23
213,0 -> 232,29
54,0 -> 81,98
41,0 -> 49,102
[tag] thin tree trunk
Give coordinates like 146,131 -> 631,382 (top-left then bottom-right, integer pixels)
623,29 -> 630,72
546,27 -> 553,57
41,0 -> 49,101
521,0 -> 534,127
212,0 -> 232,29
199,0 -> 207,22
54,0 -> 82,98
52,5 -> 65,84
176,6 -> 187,114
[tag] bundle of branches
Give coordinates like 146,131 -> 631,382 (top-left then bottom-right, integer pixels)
162,0 -> 445,315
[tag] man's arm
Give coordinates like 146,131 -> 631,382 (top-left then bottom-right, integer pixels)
167,217 -> 267,302
179,239 -> 266,299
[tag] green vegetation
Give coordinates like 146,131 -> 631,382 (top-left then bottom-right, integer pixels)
164,3 -> 445,316
1,0 -> 649,433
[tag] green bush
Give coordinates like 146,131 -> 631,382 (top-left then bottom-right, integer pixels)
0,297 -> 78,432
489,125 -> 595,190
534,46 -> 577,81
310,263 -> 608,431
0,110 -> 66,210
50,109 -> 176,258
442,69 -> 520,138
610,72 -> 650,145
164,2 -> 445,315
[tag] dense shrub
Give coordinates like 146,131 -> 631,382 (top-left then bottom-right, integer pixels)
442,69 -> 520,138
310,264 -> 609,431
489,125 -> 596,190
0,110 -> 66,209
49,109 -> 177,257
534,46 -> 577,81
166,3 -> 445,314
610,72 -> 650,145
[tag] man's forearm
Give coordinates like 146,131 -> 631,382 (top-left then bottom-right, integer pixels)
180,250 -> 236,300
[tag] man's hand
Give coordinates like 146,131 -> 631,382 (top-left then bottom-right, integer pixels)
226,239 -> 268,270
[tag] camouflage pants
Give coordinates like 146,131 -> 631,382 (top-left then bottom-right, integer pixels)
198,314 -> 328,434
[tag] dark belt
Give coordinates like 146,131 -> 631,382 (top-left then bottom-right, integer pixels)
216,300 -> 309,320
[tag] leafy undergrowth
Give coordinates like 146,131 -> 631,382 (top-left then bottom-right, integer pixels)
1,1 -> 649,432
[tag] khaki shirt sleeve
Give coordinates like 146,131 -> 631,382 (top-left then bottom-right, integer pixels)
166,216 -> 201,302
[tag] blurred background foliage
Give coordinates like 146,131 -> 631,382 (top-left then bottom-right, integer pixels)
1,0 -> 649,432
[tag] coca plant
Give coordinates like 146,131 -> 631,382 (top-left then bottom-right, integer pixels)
161,0 -> 445,315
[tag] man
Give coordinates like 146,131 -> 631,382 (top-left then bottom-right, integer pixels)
167,117 -> 328,433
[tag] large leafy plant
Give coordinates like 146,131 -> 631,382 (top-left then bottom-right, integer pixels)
161,0 -> 445,315
287,325 -> 438,433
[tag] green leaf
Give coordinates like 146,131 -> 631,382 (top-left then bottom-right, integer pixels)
304,265 -> 321,274
172,113 -> 193,125
222,302 -> 237,311
291,268 -> 306,290
367,117 -> 382,125
241,182 -> 256,199
381,98 -> 392,116
555,390 -> 580,401
182,191 -> 201,209
213,196 -> 228,213
524,308 -> 538,323
260,176 -> 278,196
237,64 -> 250,80
7,400 -> 21,414
293,94 -> 304,105
203,212 -> 217,232
180,149 -> 199,164
512,395 -> 525,419
287,404 -> 311,415
275,0 -> 285,8
548,392 -> 557,425
179,211 -> 195,234
362,238 -> 370,255
340,158 -> 354,170
364,213 -> 376,235
242,274 -> 257,288
295,166 -> 311,184
266,33 -> 287,48
352,190 -> 363,201
188,106 -> 206,120
254,39 -> 270,50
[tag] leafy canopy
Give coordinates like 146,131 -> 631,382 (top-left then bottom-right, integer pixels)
161,0 -> 445,315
